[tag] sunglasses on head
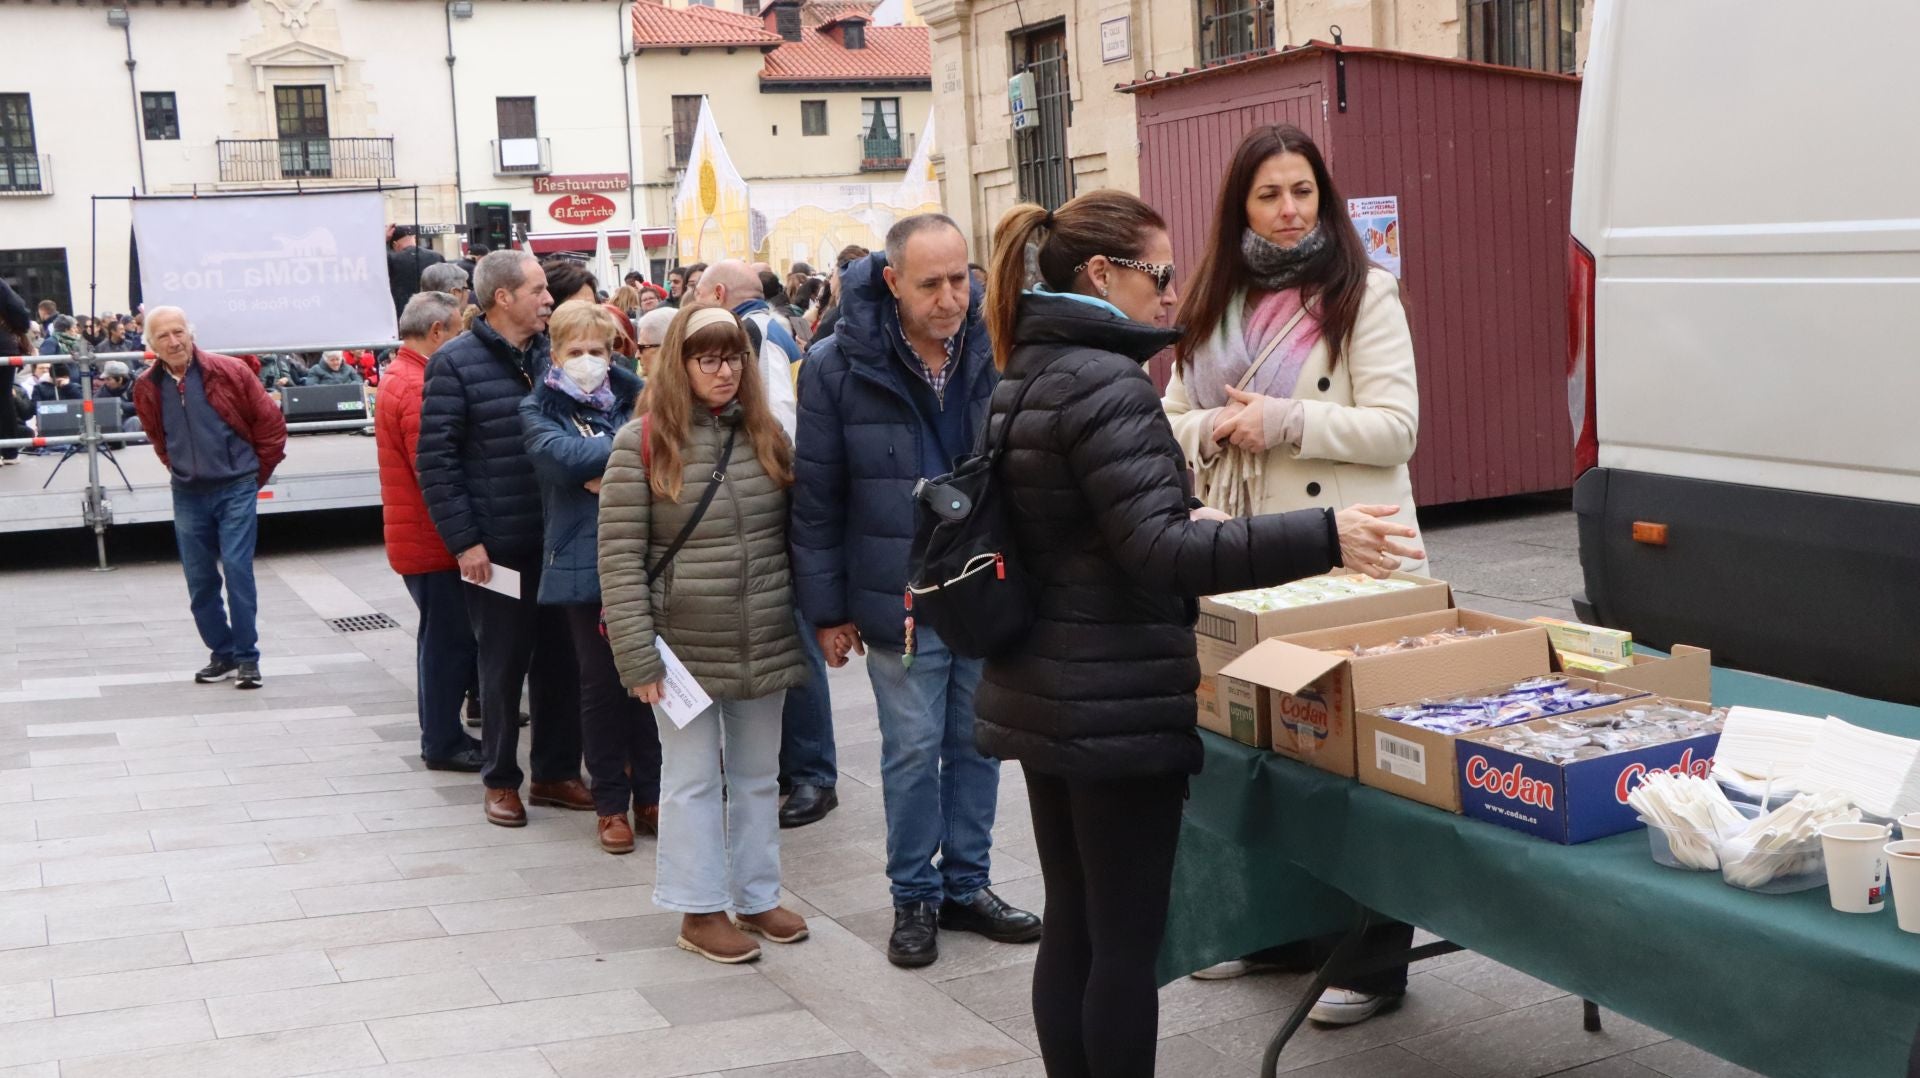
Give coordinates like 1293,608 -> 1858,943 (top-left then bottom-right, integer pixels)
1075,256 -> 1177,293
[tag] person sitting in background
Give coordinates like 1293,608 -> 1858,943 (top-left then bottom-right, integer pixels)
544,259 -> 599,309
0,277 -> 31,459
96,361 -> 133,400
30,362 -> 80,403
307,351 -> 365,386
257,353 -> 304,391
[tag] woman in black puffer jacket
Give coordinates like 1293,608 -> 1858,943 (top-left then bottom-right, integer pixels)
975,190 -> 1422,1078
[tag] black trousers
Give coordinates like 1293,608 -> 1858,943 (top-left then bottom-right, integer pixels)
561,603 -> 662,816
402,570 -> 479,762
462,558 -> 582,790
1250,922 -> 1415,995
1024,764 -> 1187,1078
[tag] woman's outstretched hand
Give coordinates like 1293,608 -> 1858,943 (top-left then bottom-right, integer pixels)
1335,504 -> 1425,579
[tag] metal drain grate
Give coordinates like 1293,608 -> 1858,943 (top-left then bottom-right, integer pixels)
327,613 -> 401,634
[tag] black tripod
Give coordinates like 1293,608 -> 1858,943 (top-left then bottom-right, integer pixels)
43,435 -> 133,493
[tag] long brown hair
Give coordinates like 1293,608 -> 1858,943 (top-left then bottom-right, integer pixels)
640,305 -> 794,502
1174,125 -> 1372,371
985,189 -> 1168,370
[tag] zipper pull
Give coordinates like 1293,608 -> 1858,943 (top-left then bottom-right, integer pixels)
995,552 -> 1006,580
903,588 -> 912,612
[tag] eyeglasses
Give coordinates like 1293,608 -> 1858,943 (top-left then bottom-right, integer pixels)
686,352 -> 746,375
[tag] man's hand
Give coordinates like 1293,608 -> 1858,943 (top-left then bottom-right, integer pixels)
632,680 -> 665,704
457,544 -> 493,586
817,623 -> 865,668
583,477 -> 603,495
1189,506 -> 1232,522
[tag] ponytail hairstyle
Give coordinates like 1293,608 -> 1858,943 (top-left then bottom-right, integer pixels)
983,189 -> 1169,371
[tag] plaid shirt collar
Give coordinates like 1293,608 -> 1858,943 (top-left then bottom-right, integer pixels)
895,308 -> 960,406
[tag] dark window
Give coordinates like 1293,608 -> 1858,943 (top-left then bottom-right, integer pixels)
742,0 -> 759,14
860,97 -> 902,166
272,84 -> 331,178
0,248 -> 71,317
0,94 -> 39,192
1467,0 -> 1580,74
671,94 -> 702,167
1011,24 -> 1073,210
775,4 -> 802,40
801,100 -> 828,137
1196,0 -> 1272,66
842,21 -> 866,48
141,92 -> 179,141
495,97 -> 537,140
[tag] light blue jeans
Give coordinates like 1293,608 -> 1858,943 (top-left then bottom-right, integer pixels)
866,626 -> 997,908
652,691 -> 787,916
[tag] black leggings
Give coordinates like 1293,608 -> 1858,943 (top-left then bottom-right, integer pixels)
1024,764 -> 1186,1078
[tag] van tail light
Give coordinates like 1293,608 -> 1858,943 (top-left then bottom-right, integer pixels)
1568,238 -> 1598,478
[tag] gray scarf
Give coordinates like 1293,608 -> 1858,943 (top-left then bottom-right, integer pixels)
1239,225 -> 1333,292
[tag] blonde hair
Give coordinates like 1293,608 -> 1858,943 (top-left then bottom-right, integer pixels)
548,302 -> 618,354
640,304 -> 793,502
611,284 -> 642,313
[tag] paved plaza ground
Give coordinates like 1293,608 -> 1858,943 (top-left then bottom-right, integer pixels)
0,495 -> 1763,1077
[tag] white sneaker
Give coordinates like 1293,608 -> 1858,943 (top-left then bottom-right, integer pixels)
1189,959 -> 1281,981
1308,988 -> 1396,1025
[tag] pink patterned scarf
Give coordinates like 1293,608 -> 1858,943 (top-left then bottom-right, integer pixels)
1188,289 -> 1323,409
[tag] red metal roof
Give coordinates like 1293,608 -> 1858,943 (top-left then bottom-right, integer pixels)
630,2 -> 782,48
760,24 -> 929,83
1117,40 -> 1581,94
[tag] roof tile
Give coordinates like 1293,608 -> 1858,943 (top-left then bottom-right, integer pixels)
630,2 -> 783,48
760,24 -> 930,82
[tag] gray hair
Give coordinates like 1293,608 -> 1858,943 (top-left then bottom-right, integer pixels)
473,250 -> 537,311
883,213 -> 963,269
635,307 -> 677,347
420,262 -> 470,294
52,315 -> 74,332
102,360 -> 130,379
399,291 -> 461,339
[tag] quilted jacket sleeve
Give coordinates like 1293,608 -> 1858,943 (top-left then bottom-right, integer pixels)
416,353 -> 481,556
1056,356 -> 1338,596
521,395 -> 613,489
788,353 -> 850,628
596,422 -> 665,689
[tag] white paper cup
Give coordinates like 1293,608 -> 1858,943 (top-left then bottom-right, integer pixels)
1899,812 -> 1920,842
1887,840 -> 1920,934
1821,822 -> 1890,913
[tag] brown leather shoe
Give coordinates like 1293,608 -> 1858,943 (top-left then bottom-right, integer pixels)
635,804 -> 660,836
597,813 -> 635,854
484,788 -> 526,828
529,778 -> 594,811
676,912 -> 761,964
735,907 -> 809,944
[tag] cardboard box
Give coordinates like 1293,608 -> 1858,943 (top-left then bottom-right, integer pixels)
1355,675 -> 1652,812
1598,644 -> 1712,701
1214,609 -> 1554,777
1456,697 -> 1719,843
1196,573 -> 1452,678
1196,670 -> 1272,748
1529,617 -> 1633,663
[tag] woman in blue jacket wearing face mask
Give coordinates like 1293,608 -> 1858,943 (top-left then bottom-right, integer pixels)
521,300 -> 660,855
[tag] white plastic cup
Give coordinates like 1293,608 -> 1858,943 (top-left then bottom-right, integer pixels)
1899,812 -> 1920,842
1821,822 -> 1890,913
1887,840 -> 1920,934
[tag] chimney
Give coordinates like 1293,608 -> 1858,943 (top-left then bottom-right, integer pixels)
826,15 -> 867,48
763,0 -> 803,42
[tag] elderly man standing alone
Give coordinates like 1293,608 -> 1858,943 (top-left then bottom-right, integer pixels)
131,306 -> 287,689
417,251 -> 589,826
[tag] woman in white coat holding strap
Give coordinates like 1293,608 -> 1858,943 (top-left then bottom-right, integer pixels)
1164,123 -> 1427,577
1165,123 -> 1424,1024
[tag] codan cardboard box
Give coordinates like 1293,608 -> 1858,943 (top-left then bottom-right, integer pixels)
1456,696 -> 1719,843
1195,573 -> 1452,679
1355,675 -> 1652,812
1211,609 -> 1554,775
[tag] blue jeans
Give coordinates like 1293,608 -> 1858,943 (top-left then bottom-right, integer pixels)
172,475 -> 260,665
866,626 -> 997,907
403,570 -> 480,761
653,691 -> 786,915
779,607 -> 838,790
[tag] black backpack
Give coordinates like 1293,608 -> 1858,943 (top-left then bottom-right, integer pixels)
903,357 -> 1057,663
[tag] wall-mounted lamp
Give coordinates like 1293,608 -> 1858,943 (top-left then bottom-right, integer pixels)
449,1 -> 474,18
106,6 -> 131,27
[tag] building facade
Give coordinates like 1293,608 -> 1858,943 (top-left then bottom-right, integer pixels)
922,0 -> 1591,253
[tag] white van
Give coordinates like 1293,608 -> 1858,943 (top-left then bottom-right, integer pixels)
1568,0 -> 1920,705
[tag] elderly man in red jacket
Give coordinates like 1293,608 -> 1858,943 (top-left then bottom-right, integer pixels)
377,292 -> 483,771
131,306 -> 288,689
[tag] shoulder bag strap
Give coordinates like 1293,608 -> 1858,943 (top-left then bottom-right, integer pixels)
1233,303 -> 1314,393
645,424 -> 737,583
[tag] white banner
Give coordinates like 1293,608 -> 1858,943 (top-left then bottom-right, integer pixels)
131,191 -> 397,350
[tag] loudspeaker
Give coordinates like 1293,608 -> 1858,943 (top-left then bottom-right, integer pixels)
35,397 -> 125,437
283,383 -> 368,423
466,202 -> 512,253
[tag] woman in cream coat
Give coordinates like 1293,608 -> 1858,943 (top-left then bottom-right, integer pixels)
1165,123 -> 1426,1023
1165,124 -> 1426,576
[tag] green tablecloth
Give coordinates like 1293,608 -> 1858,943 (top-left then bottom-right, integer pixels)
1159,664 -> 1920,1078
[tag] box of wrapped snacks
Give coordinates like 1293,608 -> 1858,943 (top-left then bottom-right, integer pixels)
1355,675 -> 1653,811
1196,573 -> 1452,679
1209,609 -> 1552,774
1455,697 -> 1723,843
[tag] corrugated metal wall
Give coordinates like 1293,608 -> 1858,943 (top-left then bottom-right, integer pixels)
1132,49 -> 1579,505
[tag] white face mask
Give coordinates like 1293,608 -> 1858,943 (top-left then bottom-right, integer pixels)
562,354 -> 610,391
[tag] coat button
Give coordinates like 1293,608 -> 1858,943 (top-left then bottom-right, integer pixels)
1317,377 -> 1331,392
1306,482 -> 1321,497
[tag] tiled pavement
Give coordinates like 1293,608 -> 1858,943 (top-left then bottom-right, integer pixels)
0,497 -> 1764,1077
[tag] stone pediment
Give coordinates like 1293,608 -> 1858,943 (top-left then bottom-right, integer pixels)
247,40 -> 349,90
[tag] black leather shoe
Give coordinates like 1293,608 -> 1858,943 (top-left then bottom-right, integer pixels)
940,889 -> 1043,944
778,784 -> 839,829
887,902 -> 939,968
423,746 -> 485,772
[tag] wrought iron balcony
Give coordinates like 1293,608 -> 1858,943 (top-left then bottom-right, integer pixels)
0,151 -> 51,196
216,137 -> 396,183
492,137 -> 552,176
860,135 -> 907,172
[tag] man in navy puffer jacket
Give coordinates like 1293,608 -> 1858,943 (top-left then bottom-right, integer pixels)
791,214 -> 1041,969
418,250 -> 587,828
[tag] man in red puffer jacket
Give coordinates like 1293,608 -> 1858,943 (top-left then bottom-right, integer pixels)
377,292 -> 482,771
